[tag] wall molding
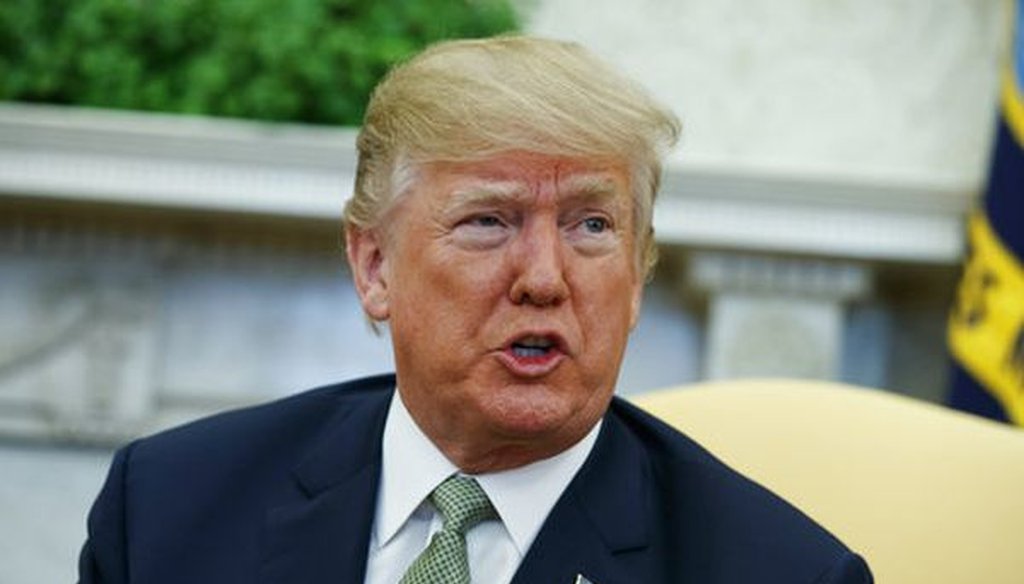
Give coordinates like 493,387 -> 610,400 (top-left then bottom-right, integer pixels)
0,103 -> 357,219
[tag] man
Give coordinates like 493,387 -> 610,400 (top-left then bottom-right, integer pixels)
79,36 -> 872,583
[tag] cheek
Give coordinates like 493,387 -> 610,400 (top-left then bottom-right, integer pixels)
577,268 -> 638,349
429,266 -> 497,323
396,249 -> 509,333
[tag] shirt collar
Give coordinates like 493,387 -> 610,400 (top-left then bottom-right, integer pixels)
374,388 -> 457,548
374,388 -> 602,555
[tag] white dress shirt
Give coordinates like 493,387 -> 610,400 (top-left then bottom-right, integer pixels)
364,390 -> 601,584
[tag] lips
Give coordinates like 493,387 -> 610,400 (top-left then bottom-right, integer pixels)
497,331 -> 568,378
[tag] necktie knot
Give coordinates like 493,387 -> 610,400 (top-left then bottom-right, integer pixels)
430,475 -> 496,534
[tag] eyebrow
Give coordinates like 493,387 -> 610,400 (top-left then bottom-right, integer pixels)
447,175 -> 626,209
448,180 -> 527,209
559,175 -> 624,206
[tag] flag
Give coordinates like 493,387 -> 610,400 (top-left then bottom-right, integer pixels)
947,0 -> 1024,425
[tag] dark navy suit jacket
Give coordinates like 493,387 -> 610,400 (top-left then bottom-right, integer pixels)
79,374 -> 872,583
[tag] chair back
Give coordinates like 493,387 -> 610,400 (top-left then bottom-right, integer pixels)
631,379 -> 1024,584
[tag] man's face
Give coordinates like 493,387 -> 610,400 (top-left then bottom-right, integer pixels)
347,152 -> 643,472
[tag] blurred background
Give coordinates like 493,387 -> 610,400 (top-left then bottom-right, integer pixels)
0,0 -> 1014,580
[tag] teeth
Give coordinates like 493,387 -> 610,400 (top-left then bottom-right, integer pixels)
515,336 -> 553,349
513,346 -> 548,357
510,335 -> 556,358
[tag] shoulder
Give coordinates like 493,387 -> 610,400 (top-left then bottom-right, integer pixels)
124,373 -> 395,480
81,374 -> 397,581
606,396 -> 871,583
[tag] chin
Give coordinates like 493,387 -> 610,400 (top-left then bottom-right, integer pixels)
480,385 -> 596,440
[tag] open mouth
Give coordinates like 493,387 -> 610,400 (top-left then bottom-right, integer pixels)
510,335 -> 556,358
498,332 -> 566,377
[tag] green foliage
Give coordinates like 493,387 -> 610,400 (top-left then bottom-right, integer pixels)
0,0 -> 519,125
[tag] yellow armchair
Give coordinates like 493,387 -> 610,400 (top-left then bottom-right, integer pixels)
631,379 -> 1024,584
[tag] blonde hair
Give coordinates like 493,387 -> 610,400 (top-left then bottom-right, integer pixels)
344,35 -> 680,279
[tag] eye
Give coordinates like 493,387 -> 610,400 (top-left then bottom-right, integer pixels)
451,212 -> 512,250
581,216 -> 610,234
468,214 -> 505,228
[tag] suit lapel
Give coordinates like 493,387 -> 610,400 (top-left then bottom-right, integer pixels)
259,379 -> 394,584
511,408 -> 654,584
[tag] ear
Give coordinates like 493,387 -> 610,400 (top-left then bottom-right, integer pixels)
345,226 -> 390,321
628,277 -> 644,331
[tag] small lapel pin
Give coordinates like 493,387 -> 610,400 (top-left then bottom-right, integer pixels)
574,575 -> 595,584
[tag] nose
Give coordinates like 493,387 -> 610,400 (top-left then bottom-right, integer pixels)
508,218 -> 570,307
